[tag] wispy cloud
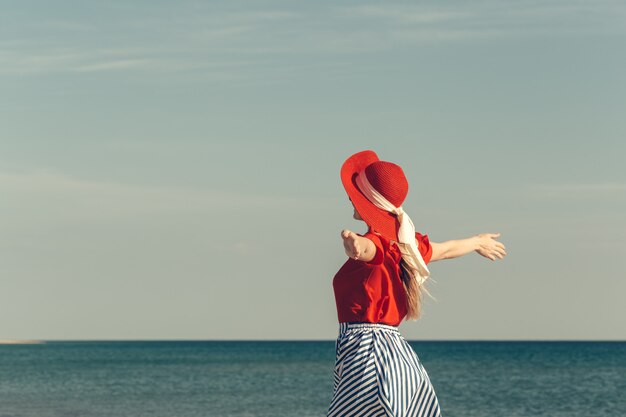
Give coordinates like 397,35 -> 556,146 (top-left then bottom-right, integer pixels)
341,1 -> 626,44
345,5 -> 472,24
2,1 -> 625,77
72,59 -> 153,72
0,171 -> 326,226
345,1 -> 626,28
0,47 -> 156,75
527,183 -> 626,198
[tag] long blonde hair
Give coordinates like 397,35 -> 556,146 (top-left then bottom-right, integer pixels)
399,259 -> 432,320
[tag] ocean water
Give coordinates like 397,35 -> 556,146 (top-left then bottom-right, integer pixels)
0,341 -> 624,417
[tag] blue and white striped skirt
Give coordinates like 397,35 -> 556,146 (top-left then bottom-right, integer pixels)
327,323 -> 442,417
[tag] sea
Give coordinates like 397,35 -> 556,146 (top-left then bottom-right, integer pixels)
1,341 -> 624,417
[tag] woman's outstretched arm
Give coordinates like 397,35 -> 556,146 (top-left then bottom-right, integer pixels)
430,233 -> 507,262
341,229 -> 377,262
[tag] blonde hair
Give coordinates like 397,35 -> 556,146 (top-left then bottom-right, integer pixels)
400,259 -> 432,320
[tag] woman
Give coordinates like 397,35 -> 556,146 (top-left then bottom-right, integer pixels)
328,150 -> 506,417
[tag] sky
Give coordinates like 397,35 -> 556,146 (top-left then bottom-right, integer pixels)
1,0 -> 625,340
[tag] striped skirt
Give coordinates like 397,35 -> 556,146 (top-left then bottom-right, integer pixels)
327,323 -> 442,417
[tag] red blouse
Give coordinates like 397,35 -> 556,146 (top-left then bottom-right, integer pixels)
332,231 -> 433,326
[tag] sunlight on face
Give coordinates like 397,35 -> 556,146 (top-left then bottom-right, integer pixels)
350,199 -> 363,221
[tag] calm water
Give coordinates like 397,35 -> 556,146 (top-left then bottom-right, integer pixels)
1,341 -> 624,417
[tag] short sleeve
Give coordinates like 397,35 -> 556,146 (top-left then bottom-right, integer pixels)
416,232 -> 433,264
362,232 -> 385,265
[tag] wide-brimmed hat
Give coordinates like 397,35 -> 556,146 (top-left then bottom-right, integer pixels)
340,150 -> 409,242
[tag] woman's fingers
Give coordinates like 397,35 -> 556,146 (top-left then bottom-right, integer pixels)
487,246 -> 506,260
341,229 -> 361,259
484,245 -> 506,259
477,232 -> 507,261
476,239 -> 507,260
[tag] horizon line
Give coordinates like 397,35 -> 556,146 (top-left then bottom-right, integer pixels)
3,339 -> 625,344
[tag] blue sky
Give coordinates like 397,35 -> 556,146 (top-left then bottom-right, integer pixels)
1,0 -> 625,340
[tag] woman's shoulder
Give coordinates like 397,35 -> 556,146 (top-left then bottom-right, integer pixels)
362,231 -> 401,262
362,230 -> 387,245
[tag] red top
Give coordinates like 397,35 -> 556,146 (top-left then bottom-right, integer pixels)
332,231 -> 433,326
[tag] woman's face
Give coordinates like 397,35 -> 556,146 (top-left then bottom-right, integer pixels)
350,200 -> 363,221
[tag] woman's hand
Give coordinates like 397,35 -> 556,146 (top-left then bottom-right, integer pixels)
341,229 -> 376,262
341,229 -> 362,260
475,233 -> 507,261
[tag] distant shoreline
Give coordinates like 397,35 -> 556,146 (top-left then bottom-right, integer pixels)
0,340 -> 44,345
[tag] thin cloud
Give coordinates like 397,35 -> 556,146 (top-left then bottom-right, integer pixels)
527,183 -> 626,198
346,5 -> 472,24
0,171 -> 327,223
72,59 -> 153,72
3,1 -> 625,77
341,1 -> 626,43
345,1 -> 626,25
0,48 -> 154,75
0,46 -> 208,75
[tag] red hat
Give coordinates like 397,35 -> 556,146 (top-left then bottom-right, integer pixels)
340,150 -> 409,242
